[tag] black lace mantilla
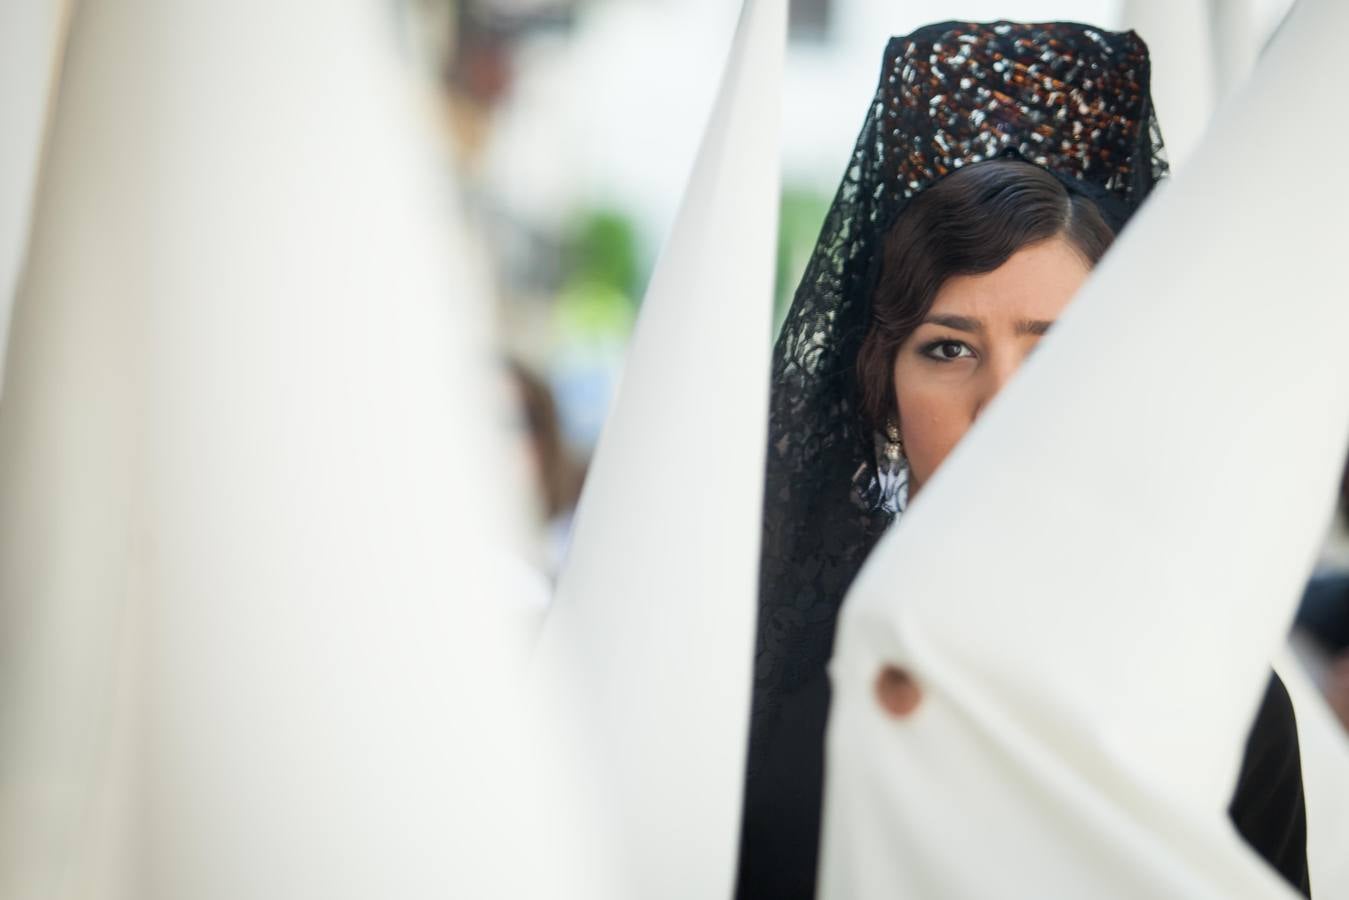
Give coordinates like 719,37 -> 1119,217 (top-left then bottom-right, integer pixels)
745,17 -> 1169,817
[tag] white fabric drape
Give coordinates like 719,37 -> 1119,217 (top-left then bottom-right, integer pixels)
821,0 -> 1349,895
0,2 -> 604,898
536,1 -> 784,897
1207,0 -> 1260,99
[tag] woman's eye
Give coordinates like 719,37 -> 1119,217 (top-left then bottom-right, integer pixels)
925,340 -> 973,361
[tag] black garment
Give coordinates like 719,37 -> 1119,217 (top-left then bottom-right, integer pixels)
736,672 -> 829,899
1230,674 -> 1312,897
1297,573 -> 1349,655
735,671 -> 1311,899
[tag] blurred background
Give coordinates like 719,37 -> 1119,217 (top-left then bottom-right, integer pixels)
388,0 -> 1307,568
402,0 -> 1349,734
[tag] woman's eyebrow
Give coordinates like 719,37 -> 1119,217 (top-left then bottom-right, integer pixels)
923,313 -> 982,333
1016,318 -> 1055,336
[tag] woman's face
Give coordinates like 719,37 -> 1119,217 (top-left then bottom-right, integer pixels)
892,236 -> 1091,498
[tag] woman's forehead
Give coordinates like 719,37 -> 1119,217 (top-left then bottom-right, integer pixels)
927,238 -> 1092,324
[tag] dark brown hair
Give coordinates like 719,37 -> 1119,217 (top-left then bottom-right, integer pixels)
856,159 -> 1116,429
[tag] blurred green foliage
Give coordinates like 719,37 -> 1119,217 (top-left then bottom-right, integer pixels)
554,188 -> 831,348
554,208 -> 641,345
775,186 -> 832,330
569,209 -> 642,299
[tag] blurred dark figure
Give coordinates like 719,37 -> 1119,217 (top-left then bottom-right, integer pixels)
505,359 -> 584,573
441,1 -> 578,164
1295,456 -> 1349,732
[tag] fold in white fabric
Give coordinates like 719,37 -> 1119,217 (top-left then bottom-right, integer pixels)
822,0 -> 1349,896
0,0 -> 69,392
1118,0 -> 1215,169
536,1 -> 784,897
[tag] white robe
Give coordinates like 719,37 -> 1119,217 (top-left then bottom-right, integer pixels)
822,0 -> 1349,896
0,1 -> 607,897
